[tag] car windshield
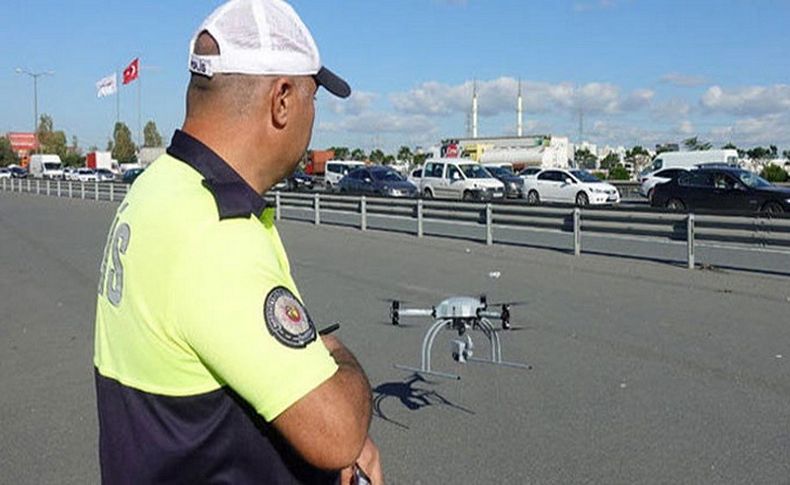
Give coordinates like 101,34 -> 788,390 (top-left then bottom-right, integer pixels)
371,170 -> 404,182
460,164 -> 491,179
339,165 -> 359,175
570,170 -> 601,182
97,169 -> 112,175
44,163 -> 61,170
487,166 -> 512,177
737,171 -> 772,188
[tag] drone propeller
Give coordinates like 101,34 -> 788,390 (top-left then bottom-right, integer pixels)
487,300 -> 528,308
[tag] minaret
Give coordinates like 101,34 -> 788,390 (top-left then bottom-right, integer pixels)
472,80 -> 479,139
517,78 -> 523,137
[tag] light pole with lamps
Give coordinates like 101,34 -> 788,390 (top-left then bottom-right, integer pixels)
15,68 -> 54,152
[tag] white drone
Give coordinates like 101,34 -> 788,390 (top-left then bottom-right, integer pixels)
390,296 -> 532,380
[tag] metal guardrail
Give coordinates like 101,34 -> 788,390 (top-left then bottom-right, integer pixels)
1,177 -> 130,202
4,178 -> 790,273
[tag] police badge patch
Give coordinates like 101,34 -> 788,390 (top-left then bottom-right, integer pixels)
264,287 -> 317,349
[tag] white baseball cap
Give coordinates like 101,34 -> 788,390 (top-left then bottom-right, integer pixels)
188,0 -> 350,98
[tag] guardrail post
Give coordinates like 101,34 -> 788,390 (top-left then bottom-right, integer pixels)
360,196 -> 367,231
36,180 -> 40,195
46,179 -> 51,196
26,179 -> 31,193
110,183 -> 114,202
81,182 -> 85,200
573,208 -> 582,256
687,213 -> 695,269
485,203 -> 493,246
1,178 -> 5,191
275,192 -> 281,221
57,180 -> 62,197
68,181 -> 73,198
94,182 -> 99,201
417,199 -> 424,237
314,193 -> 321,225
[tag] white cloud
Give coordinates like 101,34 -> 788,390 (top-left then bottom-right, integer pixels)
389,77 -> 652,118
653,98 -> 691,120
676,121 -> 695,135
700,84 -> 790,116
318,112 -> 437,136
325,91 -> 377,116
708,114 -> 790,145
660,72 -> 708,87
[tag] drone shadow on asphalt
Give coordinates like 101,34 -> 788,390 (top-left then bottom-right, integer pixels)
372,373 -> 474,430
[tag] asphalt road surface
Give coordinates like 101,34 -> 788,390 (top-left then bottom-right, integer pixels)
2,191 -> 790,484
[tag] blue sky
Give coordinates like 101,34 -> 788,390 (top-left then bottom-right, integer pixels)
2,0 -> 790,153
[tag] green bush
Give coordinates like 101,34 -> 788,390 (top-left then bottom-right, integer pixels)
608,165 -> 631,180
761,164 -> 789,183
591,171 -> 607,180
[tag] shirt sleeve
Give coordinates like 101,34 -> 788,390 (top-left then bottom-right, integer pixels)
171,222 -> 338,421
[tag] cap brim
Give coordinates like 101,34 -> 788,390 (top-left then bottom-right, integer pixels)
314,66 -> 351,99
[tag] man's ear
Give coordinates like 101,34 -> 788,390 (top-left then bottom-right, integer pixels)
270,77 -> 294,129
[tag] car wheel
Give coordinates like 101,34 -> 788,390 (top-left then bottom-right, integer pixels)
666,198 -> 686,212
762,201 -> 784,215
527,190 -> 540,205
423,188 -> 433,199
576,192 -> 589,207
462,191 -> 474,202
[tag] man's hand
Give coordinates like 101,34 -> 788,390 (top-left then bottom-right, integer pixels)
339,436 -> 382,484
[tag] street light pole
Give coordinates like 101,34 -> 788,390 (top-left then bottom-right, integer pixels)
15,68 -> 54,153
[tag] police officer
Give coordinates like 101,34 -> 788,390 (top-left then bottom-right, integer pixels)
93,1 -> 381,483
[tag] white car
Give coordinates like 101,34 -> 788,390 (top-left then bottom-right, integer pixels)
419,158 -> 505,201
524,168 -> 620,206
639,168 -> 688,201
75,168 -> 98,182
0,168 -> 11,179
95,168 -> 116,182
324,160 -> 366,191
407,167 -> 423,189
519,167 -> 542,179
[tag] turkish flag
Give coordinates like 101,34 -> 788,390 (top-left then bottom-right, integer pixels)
123,58 -> 139,85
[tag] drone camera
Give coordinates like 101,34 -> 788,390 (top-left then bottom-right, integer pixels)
501,304 -> 511,330
451,339 -> 471,363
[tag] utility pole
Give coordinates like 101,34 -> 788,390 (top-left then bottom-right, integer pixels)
15,68 -> 54,153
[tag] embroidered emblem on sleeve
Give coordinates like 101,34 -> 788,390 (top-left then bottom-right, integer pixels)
264,287 -> 317,349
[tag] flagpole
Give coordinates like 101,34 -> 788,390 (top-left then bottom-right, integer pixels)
116,71 -> 120,124
137,59 -> 142,148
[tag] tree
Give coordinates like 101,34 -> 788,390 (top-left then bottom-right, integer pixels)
382,154 -> 395,165
350,148 -> 366,161
0,136 -> 19,166
37,114 -> 68,158
600,152 -> 620,171
626,145 -> 650,159
111,122 -> 137,164
608,164 -> 631,180
783,150 -> 790,160
143,121 -> 163,148
574,148 -> 597,169
746,146 -> 773,161
329,146 -> 350,160
761,165 -> 788,183
413,153 -> 430,167
397,146 -> 413,163
722,142 -> 737,150
683,137 -> 712,151
369,149 -> 385,164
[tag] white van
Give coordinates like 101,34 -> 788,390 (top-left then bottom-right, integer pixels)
420,158 -> 505,201
324,160 -> 366,190
29,154 -> 64,180
645,149 -> 739,175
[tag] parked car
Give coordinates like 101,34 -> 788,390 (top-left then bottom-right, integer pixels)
9,166 -> 28,179
651,167 -> 790,214
519,167 -> 542,178
324,160 -> 366,191
75,168 -> 98,182
483,165 -> 524,199
639,168 -> 688,201
0,168 -> 11,179
122,168 -> 145,185
338,166 -> 418,198
286,170 -> 314,191
63,167 -> 77,181
643,149 -> 739,175
96,168 -> 116,182
407,168 -> 423,189
523,169 -> 620,206
419,158 -> 505,201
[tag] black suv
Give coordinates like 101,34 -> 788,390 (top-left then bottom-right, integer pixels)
651,167 -> 790,214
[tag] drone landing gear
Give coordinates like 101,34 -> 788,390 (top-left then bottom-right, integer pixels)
394,318 -> 531,380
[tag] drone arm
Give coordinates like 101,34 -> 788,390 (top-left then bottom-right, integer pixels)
398,308 -> 434,317
477,310 -> 501,319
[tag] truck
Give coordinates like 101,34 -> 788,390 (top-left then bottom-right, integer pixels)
86,151 -> 115,171
28,154 -> 64,179
644,149 -> 739,176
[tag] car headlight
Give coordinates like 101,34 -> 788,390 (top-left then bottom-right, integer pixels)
785,198 -> 790,204
590,187 -> 606,193
509,181 -> 520,190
